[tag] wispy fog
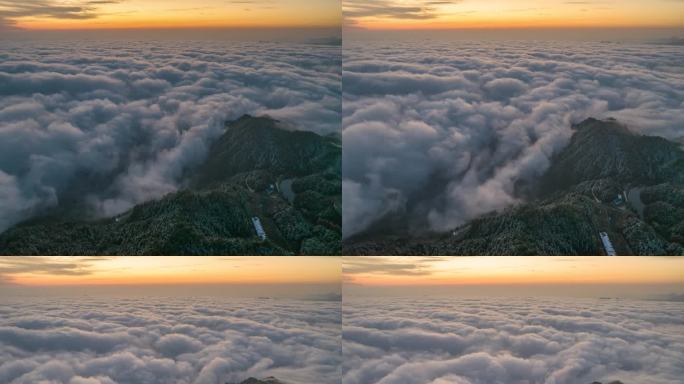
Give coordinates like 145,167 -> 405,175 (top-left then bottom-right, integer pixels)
1,283 -> 342,300
344,27 -> 684,43
1,28 -> 342,43
343,283 -> 684,301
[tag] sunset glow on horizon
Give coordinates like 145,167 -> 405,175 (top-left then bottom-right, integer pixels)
344,0 -> 684,30
0,0 -> 341,30
344,257 -> 684,286
0,257 -> 341,286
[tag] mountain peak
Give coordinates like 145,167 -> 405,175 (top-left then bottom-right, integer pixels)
229,377 -> 286,384
229,114 -> 281,129
573,117 -> 632,135
192,114 -> 339,189
541,117 -> 684,193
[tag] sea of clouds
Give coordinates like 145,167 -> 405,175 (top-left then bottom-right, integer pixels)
343,296 -> 684,384
0,296 -> 341,384
342,39 -> 684,238
0,38 -> 341,232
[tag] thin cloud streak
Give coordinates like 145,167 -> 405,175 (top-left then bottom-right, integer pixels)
0,0 -> 119,29
0,257 -> 111,283
343,256 -> 449,277
342,257 -> 684,287
344,0 -> 461,26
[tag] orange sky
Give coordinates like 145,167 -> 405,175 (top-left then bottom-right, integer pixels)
344,0 -> 684,30
344,257 -> 684,286
3,1 -> 680,31
0,257 -> 341,286
0,0 -> 341,30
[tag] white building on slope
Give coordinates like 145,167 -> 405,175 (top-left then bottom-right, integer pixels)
252,217 -> 267,241
599,231 -> 617,256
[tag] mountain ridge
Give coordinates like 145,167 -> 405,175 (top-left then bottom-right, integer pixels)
228,377 -> 286,384
0,115 -> 341,255
345,118 -> 684,255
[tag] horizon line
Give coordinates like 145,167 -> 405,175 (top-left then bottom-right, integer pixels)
2,281 -> 341,287
345,25 -> 684,31
5,25 -> 342,32
345,281 -> 684,287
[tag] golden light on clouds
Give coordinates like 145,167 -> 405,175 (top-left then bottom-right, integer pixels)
1,0 -> 341,30
0,256 -> 341,286
344,256 -> 684,286
344,0 -> 684,30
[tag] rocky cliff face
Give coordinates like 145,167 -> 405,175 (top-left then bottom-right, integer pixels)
0,115 -> 341,255
345,118 -> 684,255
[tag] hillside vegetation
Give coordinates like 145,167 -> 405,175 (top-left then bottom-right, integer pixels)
0,115 -> 341,255
346,118 -> 684,255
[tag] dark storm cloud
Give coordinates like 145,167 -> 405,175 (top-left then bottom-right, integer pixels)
0,40 -> 341,232
343,296 -> 684,384
342,40 -> 684,238
0,297 -> 341,384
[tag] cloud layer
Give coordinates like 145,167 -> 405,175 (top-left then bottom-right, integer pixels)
0,37 -> 341,232
0,295 -> 341,384
343,296 -> 684,384
342,39 -> 684,238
